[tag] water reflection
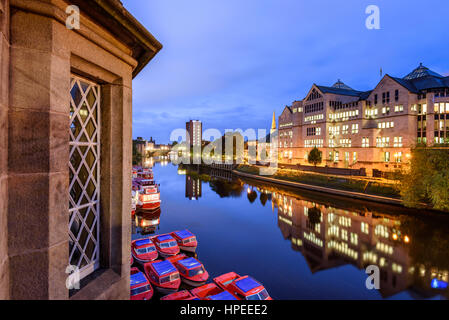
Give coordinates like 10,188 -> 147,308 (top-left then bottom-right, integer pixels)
186,175 -> 202,200
181,165 -> 449,299
134,163 -> 449,299
258,183 -> 449,299
133,208 -> 161,235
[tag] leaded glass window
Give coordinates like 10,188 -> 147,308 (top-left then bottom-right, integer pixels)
69,76 -> 100,279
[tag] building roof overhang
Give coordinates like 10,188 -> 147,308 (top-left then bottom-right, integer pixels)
70,0 -> 163,78
11,0 -> 162,78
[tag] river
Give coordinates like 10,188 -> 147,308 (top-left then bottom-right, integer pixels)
132,161 -> 449,300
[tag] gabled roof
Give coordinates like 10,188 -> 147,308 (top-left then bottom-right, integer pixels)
390,77 -> 418,93
315,85 -> 364,97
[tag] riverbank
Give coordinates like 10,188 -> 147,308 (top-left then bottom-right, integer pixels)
233,165 -> 402,206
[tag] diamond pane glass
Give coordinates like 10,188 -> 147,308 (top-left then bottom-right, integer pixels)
69,76 -> 100,279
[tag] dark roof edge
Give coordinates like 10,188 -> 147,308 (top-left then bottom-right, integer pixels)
91,0 -> 163,78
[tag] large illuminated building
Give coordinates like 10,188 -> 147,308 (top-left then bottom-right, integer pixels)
278,64 -> 449,175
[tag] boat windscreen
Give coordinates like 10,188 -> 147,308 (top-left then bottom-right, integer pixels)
188,267 -> 205,277
159,241 -> 177,248
246,289 -> 269,300
131,285 -> 151,296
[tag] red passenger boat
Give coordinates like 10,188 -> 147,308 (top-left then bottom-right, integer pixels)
130,267 -> 153,300
167,254 -> 209,287
160,290 -> 199,301
135,179 -> 161,210
131,238 -> 158,265
213,272 -> 272,300
144,260 -> 181,295
151,234 -> 180,258
171,230 -> 198,253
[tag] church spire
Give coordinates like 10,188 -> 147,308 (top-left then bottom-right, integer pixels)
270,111 -> 276,135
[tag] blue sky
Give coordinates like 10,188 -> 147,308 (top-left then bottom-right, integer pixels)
123,0 -> 449,143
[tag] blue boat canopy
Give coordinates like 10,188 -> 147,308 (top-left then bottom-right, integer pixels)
157,234 -> 174,242
235,277 -> 262,293
174,229 -> 194,239
178,257 -> 201,269
130,272 -> 148,286
135,238 -> 152,247
152,260 -> 176,276
209,291 -> 237,300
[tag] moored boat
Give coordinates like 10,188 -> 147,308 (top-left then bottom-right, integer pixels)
151,234 -> 180,257
144,260 -> 181,295
131,238 -> 158,265
190,283 -> 231,300
167,254 -> 209,287
213,272 -> 272,300
130,267 -> 153,300
135,179 -> 161,210
160,290 -> 199,301
171,229 -> 198,253
205,290 -> 237,301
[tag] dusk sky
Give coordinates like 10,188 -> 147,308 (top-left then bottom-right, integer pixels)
123,0 -> 449,144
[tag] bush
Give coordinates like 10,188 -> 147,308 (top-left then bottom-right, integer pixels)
400,148 -> 449,211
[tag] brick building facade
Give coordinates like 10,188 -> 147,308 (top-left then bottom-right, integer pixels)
279,65 -> 449,175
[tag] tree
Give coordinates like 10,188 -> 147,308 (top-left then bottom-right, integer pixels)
308,147 -> 322,167
400,147 -> 449,211
132,142 -> 142,165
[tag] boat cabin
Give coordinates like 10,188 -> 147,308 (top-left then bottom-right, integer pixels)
132,238 -> 158,263
145,260 -> 181,293
168,255 -> 209,286
171,230 -> 198,252
152,234 -> 180,257
130,268 -> 153,301
214,273 -> 272,300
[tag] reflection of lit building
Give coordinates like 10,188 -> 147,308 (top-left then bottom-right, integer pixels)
186,175 -> 202,200
270,189 -> 447,299
133,209 -> 161,235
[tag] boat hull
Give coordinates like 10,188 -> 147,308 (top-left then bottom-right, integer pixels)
154,286 -> 179,295
131,252 -> 157,266
157,251 -> 179,258
179,245 -> 197,253
182,278 -> 207,287
137,201 -> 161,210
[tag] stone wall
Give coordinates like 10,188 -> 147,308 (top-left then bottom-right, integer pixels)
2,0 -> 161,300
0,0 -> 9,300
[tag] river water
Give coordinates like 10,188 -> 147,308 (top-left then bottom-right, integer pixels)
132,162 -> 449,300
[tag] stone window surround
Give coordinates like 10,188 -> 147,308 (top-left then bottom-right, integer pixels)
69,56 -> 129,300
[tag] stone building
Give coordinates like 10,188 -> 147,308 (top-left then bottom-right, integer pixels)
278,65 -> 449,175
0,0 -> 162,299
